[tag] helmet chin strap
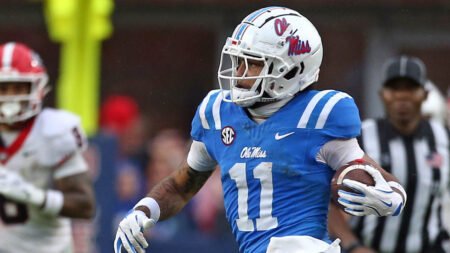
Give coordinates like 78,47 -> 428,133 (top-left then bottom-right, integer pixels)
231,76 -> 265,107
259,97 -> 279,103
247,96 -> 294,119
1,102 -> 21,124
231,87 -> 259,107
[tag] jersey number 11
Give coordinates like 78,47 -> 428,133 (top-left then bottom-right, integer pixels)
229,162 -> 278,232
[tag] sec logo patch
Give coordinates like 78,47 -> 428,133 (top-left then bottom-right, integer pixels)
221,126 -> 235,146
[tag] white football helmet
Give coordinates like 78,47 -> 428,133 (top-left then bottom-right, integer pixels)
0,42 -> 49,124
218,6 -> 323,107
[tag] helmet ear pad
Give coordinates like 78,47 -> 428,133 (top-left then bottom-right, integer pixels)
271,62 -> 303,90
284,65 -> 300,80
263,58 -> 303,99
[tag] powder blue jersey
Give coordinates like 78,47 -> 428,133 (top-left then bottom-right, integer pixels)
190,89 -> 361,253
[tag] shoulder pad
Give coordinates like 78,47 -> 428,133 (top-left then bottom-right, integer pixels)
39,108 -> 82,137
197,89 -> 226,130
191,90 -> 227,140
35,109 -> 87,167
297,90 -> 361,138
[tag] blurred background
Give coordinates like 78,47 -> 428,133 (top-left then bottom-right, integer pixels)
0,0 -> 449,252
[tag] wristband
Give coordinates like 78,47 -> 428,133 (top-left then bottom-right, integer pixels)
134,197 -> 160,222
41,190 -> 64,216
344,240 -> 362,253
27,187 -> 46,207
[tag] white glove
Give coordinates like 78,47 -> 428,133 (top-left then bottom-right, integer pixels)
114,209 -> 156,253
0,169 -> 45,207
337,165 -> 405,217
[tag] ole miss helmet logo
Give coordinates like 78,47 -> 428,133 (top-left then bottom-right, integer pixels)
274,18 -> 289,36
286,35 -> 311,56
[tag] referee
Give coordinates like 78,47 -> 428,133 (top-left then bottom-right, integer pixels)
329,56 -> 449,253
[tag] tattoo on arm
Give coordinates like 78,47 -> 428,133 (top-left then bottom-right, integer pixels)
148,163 -> 213,221
182,165 -> 212,194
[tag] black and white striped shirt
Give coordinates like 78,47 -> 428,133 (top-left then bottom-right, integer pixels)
350,118 -> 449,253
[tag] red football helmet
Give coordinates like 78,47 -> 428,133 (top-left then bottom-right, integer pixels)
0,42 -> 48,124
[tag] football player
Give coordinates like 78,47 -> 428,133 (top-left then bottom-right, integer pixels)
0,42 -> 95,252
114,7 -> 406,253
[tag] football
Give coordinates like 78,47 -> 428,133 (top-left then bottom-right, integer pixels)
330,159 -> 376,208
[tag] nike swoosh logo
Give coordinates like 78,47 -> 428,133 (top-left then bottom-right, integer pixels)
275,132 -> 295,140
381,200 -> 392,207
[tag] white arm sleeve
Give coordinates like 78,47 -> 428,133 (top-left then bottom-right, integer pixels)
316,138 -> 364,170
187,140 -> 218,172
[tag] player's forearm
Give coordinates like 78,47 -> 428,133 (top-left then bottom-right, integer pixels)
328,202 -> 360,248
55,173 -> 95,219
146,177 -> 190,221
362,154 -> 399,183
145,163 -> 212,221
362,154 -> 406,203
59,191 -> 95,219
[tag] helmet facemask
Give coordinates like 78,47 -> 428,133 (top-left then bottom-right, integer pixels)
218,39 -> 293,107
0,74 -> 49,124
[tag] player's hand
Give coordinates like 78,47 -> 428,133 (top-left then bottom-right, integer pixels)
114,209 -> 155,253
0,169 -> 45,206
337,166 -> 404,217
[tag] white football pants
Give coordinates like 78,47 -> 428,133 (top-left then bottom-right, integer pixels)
266,236 -> 341,253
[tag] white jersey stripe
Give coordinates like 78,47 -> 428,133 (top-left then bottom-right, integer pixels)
361,215 -> 377,247
359,120 -> 381,247
388,138 -> 408,195
2,42 -> 15,71
212,91 -> 227,130
361,120 -> 380,162
404,139 -> 431,252
315,92 -> 351,129
428,120 -> 449,241
427,198 -> 440,244
430,121 -> 449,191
199,90 -> 216,129
379,138 -> 407,252
297,90 -> 333,128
